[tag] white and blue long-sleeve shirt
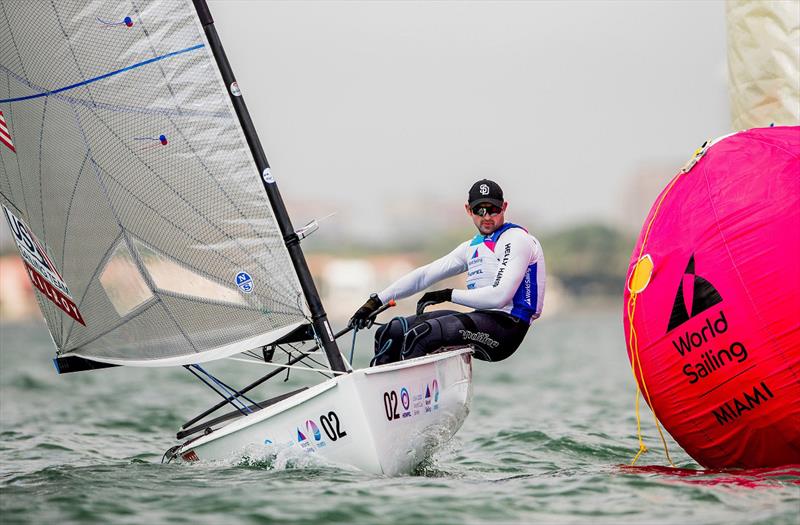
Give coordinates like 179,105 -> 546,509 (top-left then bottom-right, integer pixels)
377,223 -> 546,324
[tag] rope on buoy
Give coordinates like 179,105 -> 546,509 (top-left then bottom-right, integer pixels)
625,140 -> 708,466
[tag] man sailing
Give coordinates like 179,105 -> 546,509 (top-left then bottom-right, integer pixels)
348,179 -> 545,365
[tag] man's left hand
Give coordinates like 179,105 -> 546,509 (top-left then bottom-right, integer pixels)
348,294 -> 383,329
416,289 -> 453,315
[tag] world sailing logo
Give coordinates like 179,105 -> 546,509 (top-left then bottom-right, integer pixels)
2,205 -> 85,325
306,420 -> 322,441
666,254 -> 722,332
296,419 -> 327,451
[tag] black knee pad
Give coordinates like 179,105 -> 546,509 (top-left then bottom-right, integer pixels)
372,317 -> 407,366
401,319 -> 445,360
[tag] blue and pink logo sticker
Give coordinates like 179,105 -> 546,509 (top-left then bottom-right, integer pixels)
297,420 -> 322,443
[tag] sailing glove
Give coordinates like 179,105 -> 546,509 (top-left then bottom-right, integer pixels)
416,289 -> 453,315
348,294 -> 382,329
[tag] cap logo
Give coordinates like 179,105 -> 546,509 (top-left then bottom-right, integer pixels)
479,184 -> 489,195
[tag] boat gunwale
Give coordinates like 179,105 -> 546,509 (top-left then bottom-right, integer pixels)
361,346 -> 472,375
180,347 -> 473,451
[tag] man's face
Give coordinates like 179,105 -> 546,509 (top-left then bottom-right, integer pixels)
465,201 -> 507,236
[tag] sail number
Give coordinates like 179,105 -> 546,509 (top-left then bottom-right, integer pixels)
383,391 -> 400,421
319,411 -> 347,441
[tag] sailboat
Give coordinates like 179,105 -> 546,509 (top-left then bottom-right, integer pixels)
0,0 -> 472,475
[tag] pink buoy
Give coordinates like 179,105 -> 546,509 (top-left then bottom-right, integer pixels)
624,126 -> 800,469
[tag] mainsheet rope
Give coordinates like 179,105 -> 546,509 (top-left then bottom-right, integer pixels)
626,140 -> 709,466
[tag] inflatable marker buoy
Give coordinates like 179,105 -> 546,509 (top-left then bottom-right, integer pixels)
624,126 -> 800,469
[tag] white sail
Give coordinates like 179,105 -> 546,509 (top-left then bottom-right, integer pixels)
726,0 -> 800,129
0,1 -> 309,366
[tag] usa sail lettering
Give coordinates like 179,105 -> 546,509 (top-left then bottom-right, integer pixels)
2,206 -> 69,295
23,262 -> 85,325
671,309 -> 749,385
2,206 -> 85,325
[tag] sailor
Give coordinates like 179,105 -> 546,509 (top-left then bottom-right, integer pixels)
348,179 -> 545,365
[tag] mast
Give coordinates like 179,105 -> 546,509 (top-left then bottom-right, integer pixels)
192,0 -> 347,373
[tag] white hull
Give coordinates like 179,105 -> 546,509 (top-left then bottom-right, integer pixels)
173,348 -> 473,475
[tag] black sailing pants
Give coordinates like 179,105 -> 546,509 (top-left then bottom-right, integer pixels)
372,309 -> 529,366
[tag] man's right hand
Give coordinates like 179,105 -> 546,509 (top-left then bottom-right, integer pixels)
348,294 -> 383,329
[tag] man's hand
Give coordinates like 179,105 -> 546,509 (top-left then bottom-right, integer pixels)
348,294 -> 383,329
416,289 -> 453,315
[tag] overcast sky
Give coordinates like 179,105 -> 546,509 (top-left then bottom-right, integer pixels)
208,0 -> 731,237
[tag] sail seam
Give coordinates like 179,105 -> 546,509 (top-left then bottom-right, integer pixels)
2,2 -> 308,363
0,58 -> 30,220
160,293 -> 199,354
79,109 -> 301,310
116,229 -> 201,352
0,126 -> 10,204
0,159 -> 9,202
0,44 -> 206,104
0,3 -> 30,216
63,298 -> 159,354
95,158 -> 299,311
60,153 -> 90,275
62,230 -> 123,347
130,1 -> 183,116
0,1 -> 30,80
50,1 -> 99,110
156,289 -> 292,314
91,163 -> 301,312
49,0 -> 102,346
37,97 -> 48,248
0,195 -> 23,216
59,152 -> 90,341
1,66 -> 227,118
0,72 -> 15,207
129,2 -> 289,296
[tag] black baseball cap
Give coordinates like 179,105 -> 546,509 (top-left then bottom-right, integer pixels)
468,179 -> 504,208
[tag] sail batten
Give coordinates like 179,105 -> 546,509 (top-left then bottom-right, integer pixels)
1,1 -> 310,365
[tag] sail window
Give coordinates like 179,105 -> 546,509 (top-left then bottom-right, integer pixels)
133,239 -> 246,306
100,242 -> 155,317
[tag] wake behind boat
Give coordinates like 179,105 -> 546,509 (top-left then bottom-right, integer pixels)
0,0 -> 473,475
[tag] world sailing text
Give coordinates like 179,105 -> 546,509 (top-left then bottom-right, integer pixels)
669,309 -> 749,385
671,310 -> 729,356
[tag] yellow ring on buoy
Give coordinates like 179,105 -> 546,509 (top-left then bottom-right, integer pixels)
628,254 -> 653,294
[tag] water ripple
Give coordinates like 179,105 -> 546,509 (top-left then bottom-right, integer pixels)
2,316 -> 799,524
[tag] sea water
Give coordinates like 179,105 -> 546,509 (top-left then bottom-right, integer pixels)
1,311 -> 797,524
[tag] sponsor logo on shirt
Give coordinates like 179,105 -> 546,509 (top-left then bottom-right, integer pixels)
493,243 -> 512,287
